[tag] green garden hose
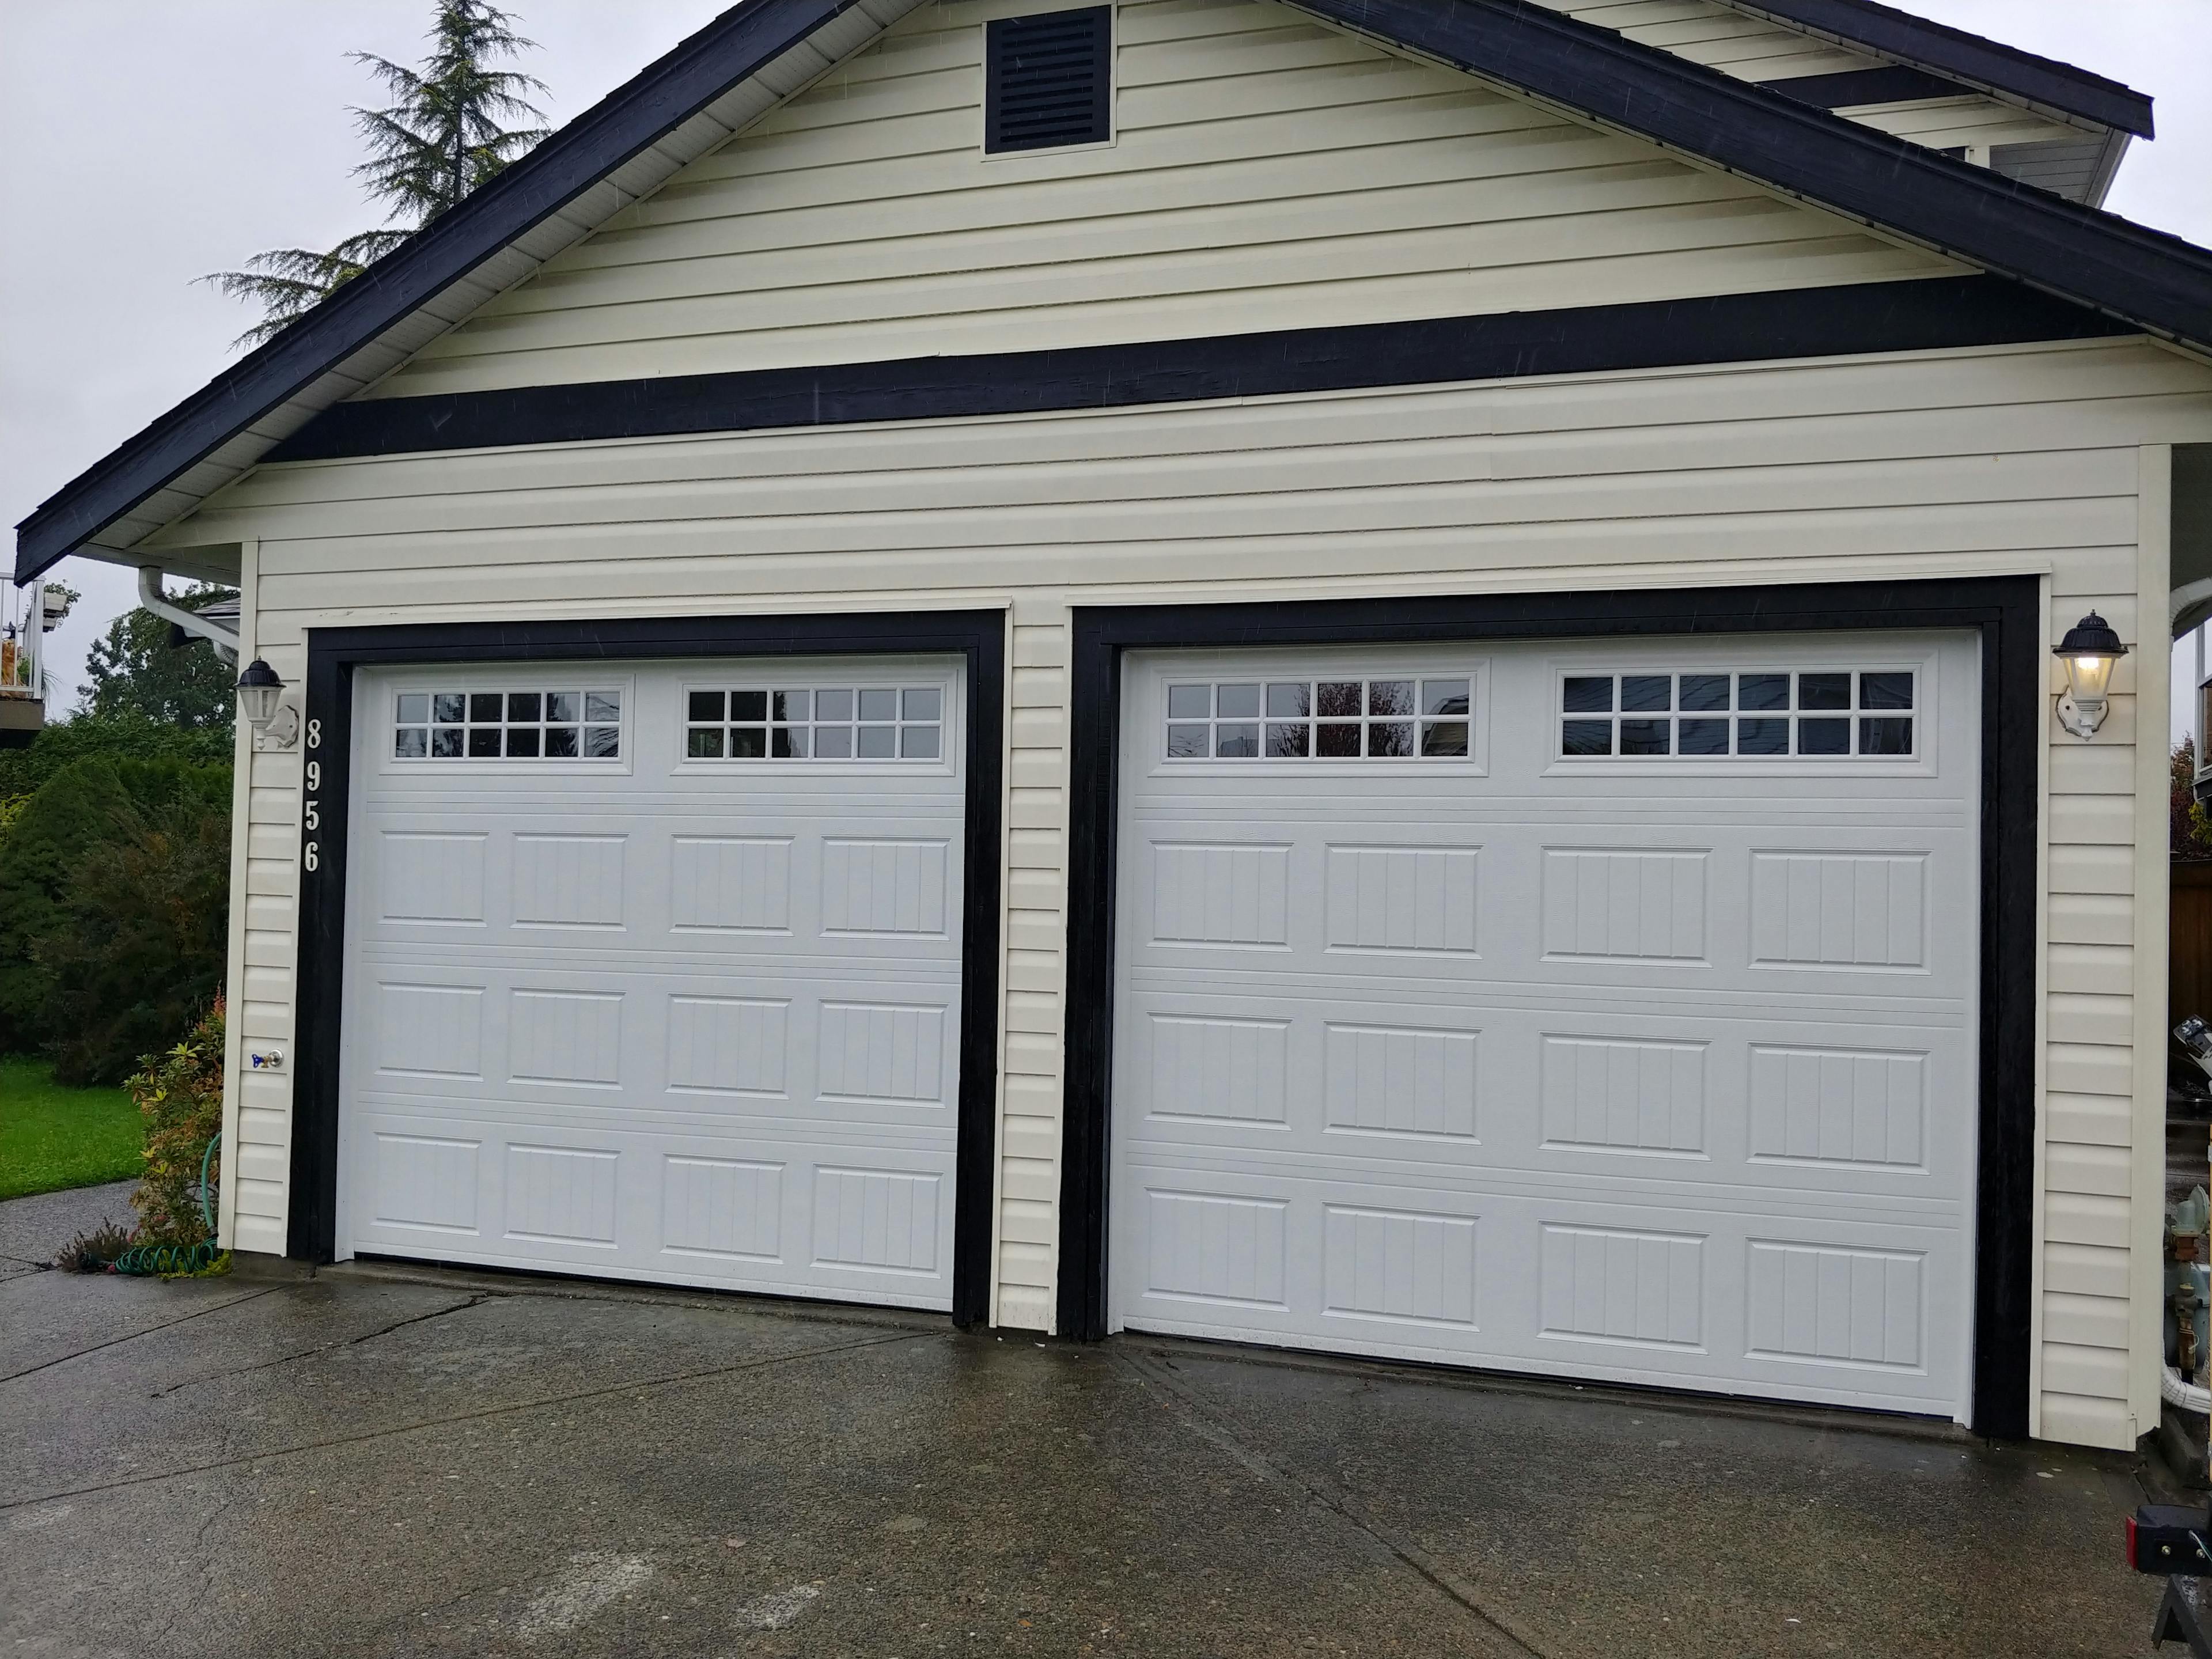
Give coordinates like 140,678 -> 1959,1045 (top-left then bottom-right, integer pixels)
112,1133 -> 223,1277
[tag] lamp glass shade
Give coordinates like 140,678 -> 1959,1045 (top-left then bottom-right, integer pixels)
236,660 -> 283,730
2052,611 -> 2128,707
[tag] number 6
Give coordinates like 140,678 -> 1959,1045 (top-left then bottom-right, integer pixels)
304,842 -> 320,873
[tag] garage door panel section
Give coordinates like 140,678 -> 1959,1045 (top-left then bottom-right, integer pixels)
1112,638 -> 1977,1417
341,658 -> 963,1309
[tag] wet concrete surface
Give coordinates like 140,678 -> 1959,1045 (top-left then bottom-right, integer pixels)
0,1180 -> 135,1279
0,1253 -> 2171,1659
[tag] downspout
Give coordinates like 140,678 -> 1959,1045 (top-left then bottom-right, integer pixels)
139,566 -> 239,666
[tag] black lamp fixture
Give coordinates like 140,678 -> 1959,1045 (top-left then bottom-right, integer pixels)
2053,611 -> 2129,739
234,658 -> 298,749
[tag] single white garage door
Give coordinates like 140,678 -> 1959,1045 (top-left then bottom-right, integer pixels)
338,656 -> 964,1309
1112,633 -> 1979,1416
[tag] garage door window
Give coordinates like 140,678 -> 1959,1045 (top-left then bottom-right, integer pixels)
685,685 -> 944,760
1165,677 -> 1472,760
393,689 -> 622,760
1559,670 -> 1913,759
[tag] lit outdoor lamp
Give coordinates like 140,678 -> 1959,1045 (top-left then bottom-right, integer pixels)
2054,611 -> 2130,740
235,658 -> 300,749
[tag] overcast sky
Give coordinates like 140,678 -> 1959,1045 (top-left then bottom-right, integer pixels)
4,2 -> 2209,732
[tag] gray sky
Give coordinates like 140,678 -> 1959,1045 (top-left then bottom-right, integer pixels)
5,2 -> 2209,731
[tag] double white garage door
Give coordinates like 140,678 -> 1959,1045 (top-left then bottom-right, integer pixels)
336,632 -> 1976,1415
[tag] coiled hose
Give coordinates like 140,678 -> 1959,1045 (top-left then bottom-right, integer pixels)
113,1133 -> 222,1277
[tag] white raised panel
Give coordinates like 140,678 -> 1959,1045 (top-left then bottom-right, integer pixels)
378,832 -> 485,924
1541,849 -> 1707,963
510,989 -> 623,1088
1145,1190 -> 1289,1309
369,1134 -> 479,1233
1150,842 -> 1290,948
1540,1035 -> 1707,1156
1324,1206 -> 1478,1328
662,1157 -> 783,1262
812,1168 -> 940,1274
1324,844 -> 1479,955
1149,1013 -> 1290,1125
1751,851 -> 1927,969
1748,1045 -> 1927,1169
1324,1022 -> 1479,1140
1747,1241 -> 1925,1370
505,1145 -> 619,1245
666,996 -> 789,1097
514,833 -> 626,929
821,837 -> 949,937
671,836 -> 792,934
1539,1225 -> 1705,1350
818,1002 -> 947,1106
375,983 -> 484,1078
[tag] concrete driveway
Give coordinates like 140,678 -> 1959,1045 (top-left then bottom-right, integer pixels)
0,1199 -> 2171,1658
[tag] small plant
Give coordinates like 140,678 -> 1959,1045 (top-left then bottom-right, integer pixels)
127,1001 -> 226,1248
52,1221 -> 136,1273
2177,740 -> 2212,859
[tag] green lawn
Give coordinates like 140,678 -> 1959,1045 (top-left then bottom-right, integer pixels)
0,1055 -> 142,1201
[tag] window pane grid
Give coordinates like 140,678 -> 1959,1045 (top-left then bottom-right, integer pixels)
1165,677 -> 1472,760
394,688 -> 620,760
1558,671 -> 1914,759
685,685 -> 943,762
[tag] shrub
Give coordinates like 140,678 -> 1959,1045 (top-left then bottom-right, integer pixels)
54,1221 -> 137,1273
0,755 -> 232,1077
2177,740 -> 2212,861
0,711 -> 233,813
128,1001 -> 226,1247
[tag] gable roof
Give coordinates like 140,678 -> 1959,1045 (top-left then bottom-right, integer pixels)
16,0 -> 2211,585
1728,1 -> 2154,137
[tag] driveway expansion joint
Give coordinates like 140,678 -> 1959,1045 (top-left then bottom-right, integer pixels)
0,1283 -> 285,1387
148,1290 -> 497,1398
1117,1346 -> 1550,1659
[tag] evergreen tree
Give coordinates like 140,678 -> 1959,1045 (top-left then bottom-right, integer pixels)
77,585 -> 240,731
204,1 -> 548,349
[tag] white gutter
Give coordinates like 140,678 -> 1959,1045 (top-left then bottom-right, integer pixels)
139,566 -> 238,666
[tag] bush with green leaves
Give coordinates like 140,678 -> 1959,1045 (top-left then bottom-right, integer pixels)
128,1001 -> 226,1247
0,755 -> 231,1080
0,711 -> 234,815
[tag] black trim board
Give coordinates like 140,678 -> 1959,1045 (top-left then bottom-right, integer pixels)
1728,0 -> 2154,137
1056,577 -> 2040,1439
1756,66 -> 1964,111
266,276 -> 2125,464
289,609 -> 1006,1328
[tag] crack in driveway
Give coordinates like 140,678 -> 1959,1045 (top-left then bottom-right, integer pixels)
2,1325 -> 937,1513
1117,1346 -> 1550,1659
148,1291 -> 496,1397
0,1284 -> 285,1385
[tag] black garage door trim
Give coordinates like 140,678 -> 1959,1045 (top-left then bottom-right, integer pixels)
288,609 -> 1007,1328
1058,577 -> 2039,1438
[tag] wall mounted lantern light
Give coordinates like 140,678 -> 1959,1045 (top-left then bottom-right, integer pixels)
235,658 -> 299,749
2054,611 -> 2129,740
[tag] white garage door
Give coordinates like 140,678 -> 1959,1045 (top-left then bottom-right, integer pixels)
1112,634 -> 1979,1416
338,656 -> 964,1310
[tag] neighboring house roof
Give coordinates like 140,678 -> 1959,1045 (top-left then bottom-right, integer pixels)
1726,1 -> 2155,137
15,0 -> 2211,585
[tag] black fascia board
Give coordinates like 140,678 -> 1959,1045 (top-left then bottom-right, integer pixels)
12,0 -> 859,585
267,276 -> 2127,464
1755,66 -> 1965,112
1300,0 -> 2209,349
1730,0 -> 2154,137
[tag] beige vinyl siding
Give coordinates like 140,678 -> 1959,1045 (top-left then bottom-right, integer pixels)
362,0 -> 1962,400
1525,0 -> 2093,154
166,334 -> 2212,1444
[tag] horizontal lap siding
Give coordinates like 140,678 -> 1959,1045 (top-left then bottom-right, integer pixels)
364,0 -> 1960,398
191,336 -> 2212,1449
1524,0 -> 2090,154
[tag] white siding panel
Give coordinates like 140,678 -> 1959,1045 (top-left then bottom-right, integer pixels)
363,0 -> 1961,399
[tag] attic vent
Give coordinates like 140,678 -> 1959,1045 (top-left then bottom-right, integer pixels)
985,7 -> 1111,154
